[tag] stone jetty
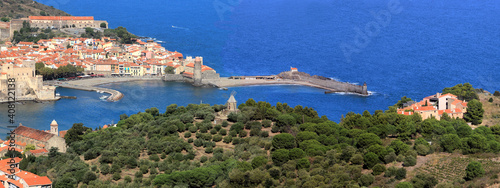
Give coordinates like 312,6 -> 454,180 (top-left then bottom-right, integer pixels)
189,68 -> 368,96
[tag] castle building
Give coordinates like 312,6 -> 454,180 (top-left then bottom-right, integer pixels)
28,16 -> 108,29
0,61 -> 57,102
12,120 -> 67,153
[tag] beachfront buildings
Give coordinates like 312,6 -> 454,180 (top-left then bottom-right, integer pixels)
0,37 -> 217,78
397,93 -> 468,120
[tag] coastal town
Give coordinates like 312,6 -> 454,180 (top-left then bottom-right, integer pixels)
0,1 -> 498,187
0,16 -> 220,102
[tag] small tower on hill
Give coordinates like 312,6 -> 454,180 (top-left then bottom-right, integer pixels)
50,119 -> 58,136
226,91 -> 237,112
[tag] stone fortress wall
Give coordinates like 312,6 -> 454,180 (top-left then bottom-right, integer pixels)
0,60 -> 57,102
279,71 -> 367,95
0,16 -> 108,41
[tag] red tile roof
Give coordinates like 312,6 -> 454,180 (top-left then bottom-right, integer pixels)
7,179 -> 22,188
59,130 -> 68,138
29,16 -> 94,20
439,93 -> 457,98
16,171 -> 52,186
14,125 -> 55,142
415,106 -> 436,111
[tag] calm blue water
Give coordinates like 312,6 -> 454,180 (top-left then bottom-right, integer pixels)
1,0 -> 499,135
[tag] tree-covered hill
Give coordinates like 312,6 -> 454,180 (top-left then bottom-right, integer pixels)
11,86 -> 500,188
0,0 -> 70,20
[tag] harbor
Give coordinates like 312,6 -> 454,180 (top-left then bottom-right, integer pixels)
45,68 -> 368,103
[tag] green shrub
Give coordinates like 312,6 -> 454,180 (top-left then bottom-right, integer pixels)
184,132 -> 191,138
411,173 -> 438,188
135,171 -> 143,178
415,144 -> 430,156
112,172 -> 121,181
272,133 -> 296,150
262,120 -> 272,128
465,161 -> 485,180
214,124 -> 222,131
359,174 -> 375,187
289,148 -> 306,160
269,167 -> 281,179
271,149 -> 289,166
223,136 -> 232,143
350,153 -> 364,165
210,129 -> 218,135
100,164 -> 110,175
395,168 -> 407,180
251,156 -> 268,168
205,146 -> 213,153
188,126 -> 198,133
230,122 -> 245,132
222,120 -> 229,127
239,130 -> 247,138
149,154 -> 160,162
364,152 -> 379,169
403,155 -> 416,167
382,152 -> 395,164
229,130 -> 238,137
296,158 -> 310,169
124,175 -> 132,183
194,139 -> 203,147
187,138 -> 194,143
232,138 -> 240,145
385,166 -> 398,177
372,164 -> 386,175
212,134 -> 223,142
249,129 -> 260,136
200,156 -> 208,163
219,129 -> 227,135
395,182 -> 413,188
271,125 -> 280,133
260,131 -> 269,137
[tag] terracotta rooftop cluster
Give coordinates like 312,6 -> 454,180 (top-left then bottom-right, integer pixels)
0,37 -> 215,76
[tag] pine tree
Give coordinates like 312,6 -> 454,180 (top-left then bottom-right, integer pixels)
464,99 -> 484,125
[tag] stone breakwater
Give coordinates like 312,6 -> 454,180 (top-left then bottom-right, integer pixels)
48,77 -> 162,102
199,71 -> 368,96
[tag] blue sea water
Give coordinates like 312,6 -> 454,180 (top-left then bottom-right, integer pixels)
1,0 -> 499,135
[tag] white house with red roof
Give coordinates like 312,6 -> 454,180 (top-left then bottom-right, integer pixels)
398,92 -> 468,120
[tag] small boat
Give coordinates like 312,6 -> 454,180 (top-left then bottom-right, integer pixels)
99,95 -> 108,100
56,93 -> 61,97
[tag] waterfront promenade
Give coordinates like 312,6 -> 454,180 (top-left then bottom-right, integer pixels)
48,77 -> 162,102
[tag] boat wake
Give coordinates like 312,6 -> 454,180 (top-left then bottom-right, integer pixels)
172,25 -> 189,30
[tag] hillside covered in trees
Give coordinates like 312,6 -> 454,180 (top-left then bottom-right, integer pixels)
0,0 -> 70,20
10,84 -> 500,188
